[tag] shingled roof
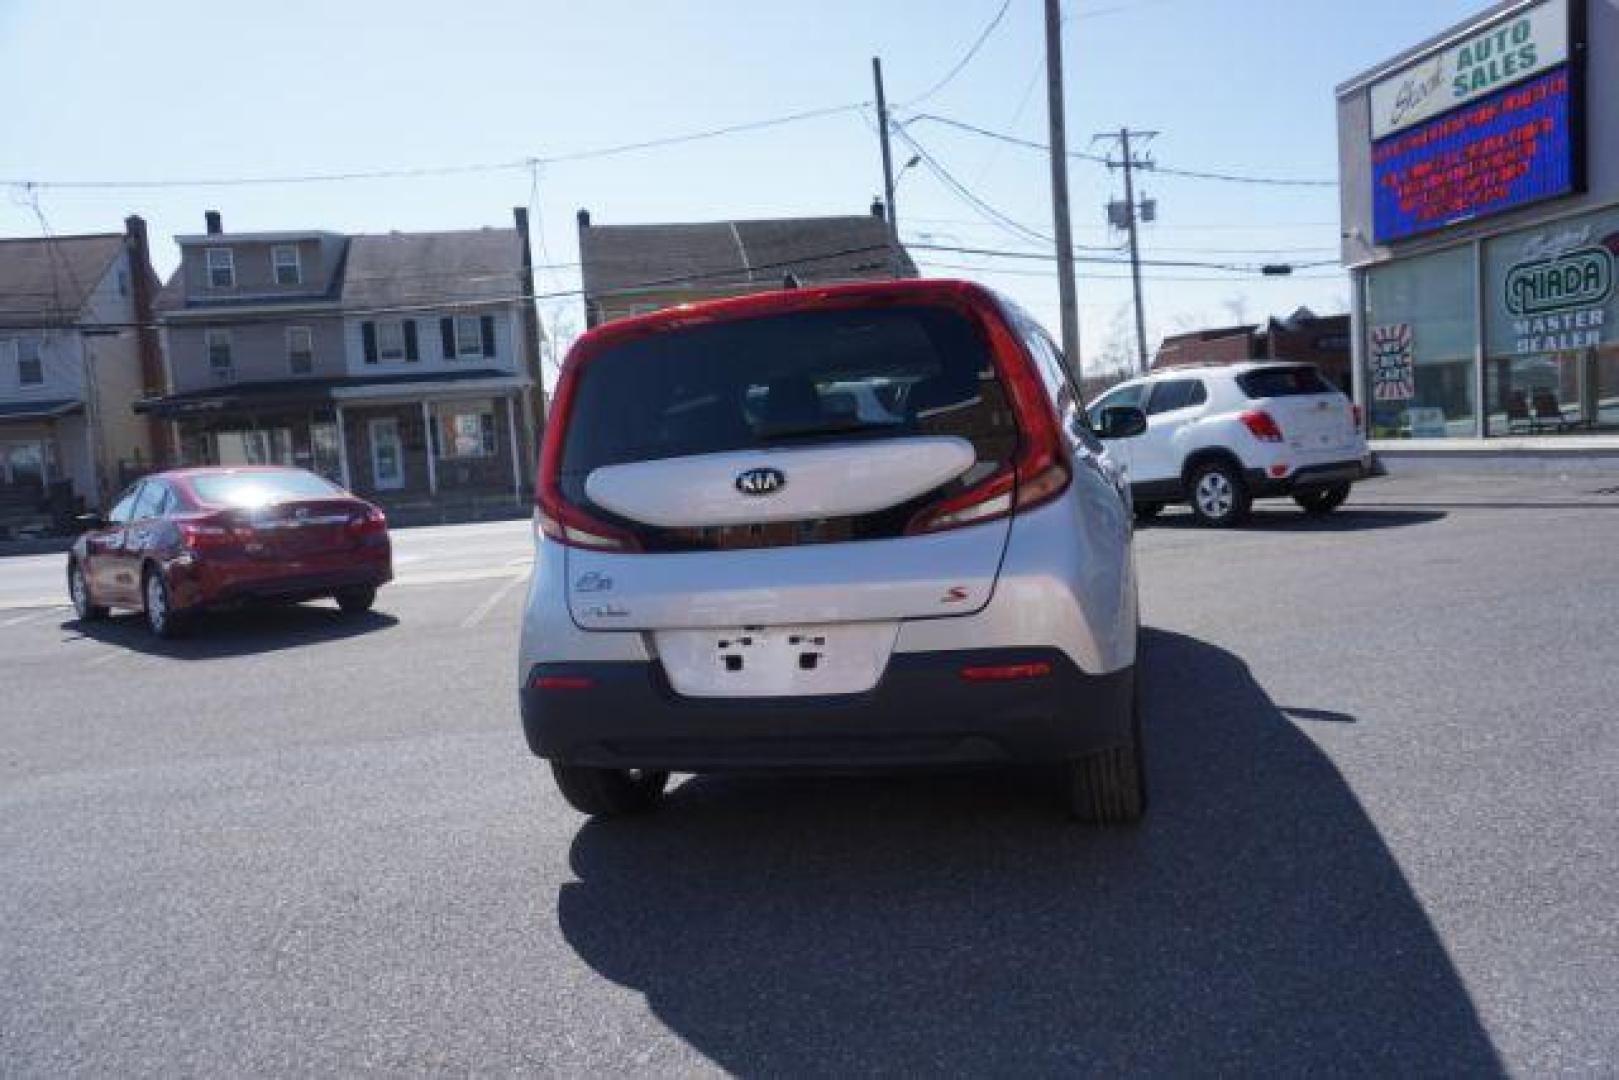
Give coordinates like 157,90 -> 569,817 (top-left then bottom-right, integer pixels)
343,229 -> 523,309
578,214 -> 914,301
0,233 -> 125,323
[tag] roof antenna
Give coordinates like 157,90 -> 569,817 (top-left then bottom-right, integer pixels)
782,272 -> 801,290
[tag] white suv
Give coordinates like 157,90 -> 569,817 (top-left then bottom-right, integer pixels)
1084,362 -> 1373,526
519,280 -> 1146,822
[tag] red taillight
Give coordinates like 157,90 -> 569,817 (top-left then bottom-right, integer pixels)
347,505 -> 388,542
534,354 -> 642,552
179,514 -> 251,552
531,673 -> 594,690
1239,409 -> 1285,443
960,661 -> 1052,682
906,303 -> 1071,535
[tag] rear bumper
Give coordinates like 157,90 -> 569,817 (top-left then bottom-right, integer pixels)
1246,457 -> 1373,497
169,548 -> 392,610
521,648 -> 1134,771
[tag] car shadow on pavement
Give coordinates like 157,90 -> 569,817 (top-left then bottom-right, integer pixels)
1142,507 -> 1446,531
61,603 -> 398,660
557,628 -> 1503,1075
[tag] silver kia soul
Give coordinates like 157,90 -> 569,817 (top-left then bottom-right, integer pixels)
518,279 -> 1147,821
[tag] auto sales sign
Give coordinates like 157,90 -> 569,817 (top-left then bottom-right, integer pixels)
1370,0 -> 1570,140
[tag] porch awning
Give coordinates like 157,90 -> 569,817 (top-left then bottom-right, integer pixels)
0,399 -> 82,422
135,368 -> 522,418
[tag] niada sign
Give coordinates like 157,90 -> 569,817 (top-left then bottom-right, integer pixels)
1505,247 -> 1614,316
1370,0 -> 1569,140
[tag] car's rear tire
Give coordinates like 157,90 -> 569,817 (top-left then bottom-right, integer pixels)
68,561 -> 108,621
1294,483 -> 1350,516
551,764 -> 669,817
1067,674 -> 1147,824
1133,502 -> 1164,522
334,585 -> 377,614
142,567 -> 188,639
1187,460 -> 1251,527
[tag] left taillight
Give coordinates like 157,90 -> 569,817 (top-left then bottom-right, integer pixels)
346,505 -> 388,543
905,303 -> 1070,536
1239,409 -> 1285,444
179,514 -> 249,552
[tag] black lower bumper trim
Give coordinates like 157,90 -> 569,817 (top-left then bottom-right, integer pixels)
521,648 -> 1134,771
1246,459 -> 1369,497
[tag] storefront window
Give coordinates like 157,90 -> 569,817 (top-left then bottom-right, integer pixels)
1483,205 -> 1619,436
1364,246 -> 1478,438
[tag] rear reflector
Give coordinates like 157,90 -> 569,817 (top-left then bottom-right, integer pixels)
531,674 -> 595,690
959,661 -> 1052,682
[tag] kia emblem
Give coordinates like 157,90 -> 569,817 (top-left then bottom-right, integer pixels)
736,467 -> 786,496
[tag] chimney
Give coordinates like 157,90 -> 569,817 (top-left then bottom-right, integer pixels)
870,198 -> 886,221
204,210 -> 222,235
576,208 -> 591,230
124,215 -> 173,463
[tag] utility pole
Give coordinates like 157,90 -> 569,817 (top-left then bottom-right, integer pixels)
1043,0 -> 1082,380
1095,128 -> 1157,374
872,57 -> 899,250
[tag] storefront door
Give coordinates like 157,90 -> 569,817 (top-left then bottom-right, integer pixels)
369,417 -> 405,490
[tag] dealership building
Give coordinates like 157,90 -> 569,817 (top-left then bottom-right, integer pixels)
1336,0 -> 1618,442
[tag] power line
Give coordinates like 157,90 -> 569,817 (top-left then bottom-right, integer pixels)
1,104 -> 867,190
904,113 -> 1338,187
907,240 -> 1339,273
902,0 -> 1015,106
892,126 -> 1053,247
913,257 -> 1342,282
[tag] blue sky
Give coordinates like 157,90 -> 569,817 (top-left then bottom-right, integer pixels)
0,0 -> 1484,376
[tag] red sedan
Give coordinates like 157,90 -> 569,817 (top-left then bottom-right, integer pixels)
68,466 -> 392,637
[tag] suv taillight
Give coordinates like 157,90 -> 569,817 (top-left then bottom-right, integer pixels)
535,359 -> 643,553
905,307 -> 1070,535
1239,409 -> 1285,443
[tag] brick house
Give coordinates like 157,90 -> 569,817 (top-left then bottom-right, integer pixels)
577,206 -> 916,327
141,210 -> 544,518
0,218 -> 164,532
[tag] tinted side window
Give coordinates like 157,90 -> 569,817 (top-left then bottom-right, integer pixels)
131,481 -> 167,520
107,484 -> 142,524
1146,379 -> 1207,415
1237,366 -> 1333,398
1086,383 -> 1145,427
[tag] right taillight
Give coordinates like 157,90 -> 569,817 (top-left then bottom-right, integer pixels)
906,303 -> 1071,536
1240,409 -> 1285,443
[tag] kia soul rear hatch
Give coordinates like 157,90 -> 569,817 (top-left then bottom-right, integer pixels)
1237,364 -> 1358,456
553,301 -> 1022,696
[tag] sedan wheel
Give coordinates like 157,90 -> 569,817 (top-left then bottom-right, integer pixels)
143,570 -> 187,639
69,562 -> 108,621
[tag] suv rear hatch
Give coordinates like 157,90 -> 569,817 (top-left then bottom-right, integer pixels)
538,285 -> 1066,696
1237,364 -> 1358,456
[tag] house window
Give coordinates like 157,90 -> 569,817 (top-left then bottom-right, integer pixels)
206,248 -> 235,289
377,319 -> 406,361
455,315 -> 484,357
437,403 -> 497,459
272,245 -> 301,286
16,339 -> 43,386
287,327 -> 314,374
206,329 -> 233,373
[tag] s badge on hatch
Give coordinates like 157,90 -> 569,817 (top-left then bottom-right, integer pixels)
736,467 -> 786,496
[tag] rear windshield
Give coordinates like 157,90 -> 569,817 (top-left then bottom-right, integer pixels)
1237,365 -> 1335,399
188,469 -> 342,508
559,304 -> 1018,549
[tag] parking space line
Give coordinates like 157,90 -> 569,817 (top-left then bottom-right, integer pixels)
1,607 -> 63,628
459,573 -> 527,630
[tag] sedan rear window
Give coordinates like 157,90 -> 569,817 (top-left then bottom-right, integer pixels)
188,469 -> 342,508
1237,365 -> 1334,399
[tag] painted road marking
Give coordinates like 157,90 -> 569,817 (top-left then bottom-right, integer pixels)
1,607 -> 65,628
459,574 -> 527,630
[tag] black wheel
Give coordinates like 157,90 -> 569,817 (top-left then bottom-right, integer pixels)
142,567 -> 188,639
1294,483 -> 1351,516
68,561 -> 108,621
334,585 -> 377,614
1133,502 -> 1164,522
551,764 -> 669,817
1187,460 -> 1251,527
1067,672 -> 1147,824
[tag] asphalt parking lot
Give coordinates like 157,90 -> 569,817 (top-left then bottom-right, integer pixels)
2,470 -> 1616,1075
